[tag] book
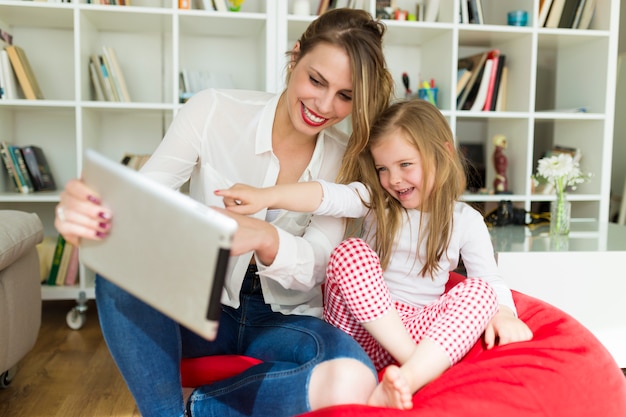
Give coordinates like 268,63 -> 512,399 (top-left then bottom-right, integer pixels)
469,57 -> 493,111
5,45 -> 44,100
571,0 -> 586,28
36,235 -> 57,283
47,234 -> 66,285
0,50 -> 18,100
482,49 -> 500,111
317,0 -> 331,15
0,141 -> 21,192
213,0 -> 228,12
0,26 -> 13,98
473,0 -> 484,24
195,0 -> 215,10
63,245 -> 80,286
88,61 -> 105,101
99,52 -> 120,101
489,54 -> 506,111
460,0 -> 469,23
558,0 -> 582,28
90,54 -> 113,101
8,145 -> 34,193
456,51 -> 489,110
55,242 -> 74,286
495,66 -> 508,111
544,0 -> 567,28
120,152 -> 151,170
21,145 -> 57,191
456,68 -> 472,98
424,0 -> 440,22
576,0 -> 596,29
178,0 -> 191,9
538,0 -> 554,27
0,57 -> 4,99
103,46 -> 131,102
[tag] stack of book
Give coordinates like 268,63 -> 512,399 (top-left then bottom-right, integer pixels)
458,0 -> 484,24
0,142 -> 56,193
179,69 -> 234,103
539,0 -> 597,29
42,234 -> 79,287
89,46 -> 131,102
456,49 -> 507,112
0,28 -> 44,100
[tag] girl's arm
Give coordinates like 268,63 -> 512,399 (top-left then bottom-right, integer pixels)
216,180 -> 370,218
215,182 -> 324,215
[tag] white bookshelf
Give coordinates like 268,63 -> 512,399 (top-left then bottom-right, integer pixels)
0,0 -> 620,325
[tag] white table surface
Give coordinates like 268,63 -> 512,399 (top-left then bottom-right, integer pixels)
489,221 -> 626,368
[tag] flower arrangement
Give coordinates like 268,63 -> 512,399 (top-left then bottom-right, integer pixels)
533,152 -> 591,235
534,153 -> 590,195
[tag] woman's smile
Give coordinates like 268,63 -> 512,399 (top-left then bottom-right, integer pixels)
301,102 -> 328,127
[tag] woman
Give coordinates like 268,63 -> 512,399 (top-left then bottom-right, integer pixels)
54,8 -> 394,417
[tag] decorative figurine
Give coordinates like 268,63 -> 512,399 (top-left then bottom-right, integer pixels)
492,134 -> 510,194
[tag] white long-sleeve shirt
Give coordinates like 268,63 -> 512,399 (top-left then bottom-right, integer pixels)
316,180 -> 517,313
139,89 -> 348,316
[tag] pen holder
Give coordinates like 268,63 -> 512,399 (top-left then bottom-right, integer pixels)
418,87 -> 438,108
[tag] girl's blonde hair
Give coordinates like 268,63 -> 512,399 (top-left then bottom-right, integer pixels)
286,8 -> 394,184
359,99 -> 467,277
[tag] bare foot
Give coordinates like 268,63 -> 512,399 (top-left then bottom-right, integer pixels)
367,365 -> 413,410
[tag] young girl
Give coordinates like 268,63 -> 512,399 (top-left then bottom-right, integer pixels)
216,99 -> 533,410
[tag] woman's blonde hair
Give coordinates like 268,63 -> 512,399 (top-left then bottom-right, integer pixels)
359,99 -> 467,277
286,8 -> 394,185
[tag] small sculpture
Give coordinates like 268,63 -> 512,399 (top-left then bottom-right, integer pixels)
492,134 -> 509,194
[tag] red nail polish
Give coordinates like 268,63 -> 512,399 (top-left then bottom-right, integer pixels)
96,231 -> 107,238
88,195 -> 101,204
98,212 -> 111,220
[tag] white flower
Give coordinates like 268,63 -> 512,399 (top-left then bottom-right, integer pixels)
535,153 -> 591,194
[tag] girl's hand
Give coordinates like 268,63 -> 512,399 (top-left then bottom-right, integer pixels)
214,183 -> 272,215
55,178 -> 113,247
483,306 -> 533,349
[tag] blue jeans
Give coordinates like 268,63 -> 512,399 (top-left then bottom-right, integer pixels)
95,265 -> 376,417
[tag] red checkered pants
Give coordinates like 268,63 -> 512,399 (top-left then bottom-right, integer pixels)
323,238 -> 498,371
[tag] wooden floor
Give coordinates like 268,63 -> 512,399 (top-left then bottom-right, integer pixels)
0,300 -> 140,417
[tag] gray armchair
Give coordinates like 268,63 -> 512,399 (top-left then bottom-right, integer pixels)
0,210 -> 43,387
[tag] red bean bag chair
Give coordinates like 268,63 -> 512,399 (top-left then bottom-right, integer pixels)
181,272 -> 626,416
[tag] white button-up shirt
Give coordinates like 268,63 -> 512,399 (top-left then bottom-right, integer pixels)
140,89 -> 348,316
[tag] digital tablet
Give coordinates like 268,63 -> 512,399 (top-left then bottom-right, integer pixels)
79,149 -> 237,340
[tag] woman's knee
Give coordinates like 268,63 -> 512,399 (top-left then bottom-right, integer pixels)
308,357 -> 377,409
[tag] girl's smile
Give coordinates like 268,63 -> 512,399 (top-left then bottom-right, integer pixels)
372,130 -> 432,210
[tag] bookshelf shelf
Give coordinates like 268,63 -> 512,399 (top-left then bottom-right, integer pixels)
0,0 -> 619,315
